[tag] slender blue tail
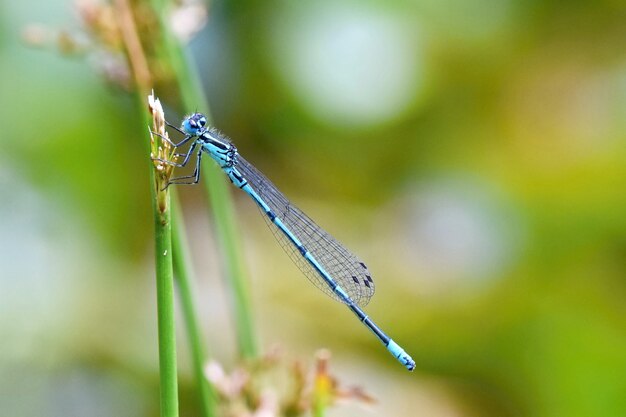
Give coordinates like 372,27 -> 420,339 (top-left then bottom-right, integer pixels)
348,302 -> 416,371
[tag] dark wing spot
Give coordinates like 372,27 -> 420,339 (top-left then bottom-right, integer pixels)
364,280 -> 371,288
359,262 -> 367,269
366,275 -> 373,282
352,276 -> 359,283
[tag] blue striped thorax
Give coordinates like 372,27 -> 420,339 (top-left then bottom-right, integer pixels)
182,113 -> 237,169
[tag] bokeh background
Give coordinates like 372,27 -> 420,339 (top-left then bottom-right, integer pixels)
1,0 -> 625,416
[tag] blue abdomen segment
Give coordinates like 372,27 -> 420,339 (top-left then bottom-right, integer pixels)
387,339 -> 416,370
347,299 -> 416,371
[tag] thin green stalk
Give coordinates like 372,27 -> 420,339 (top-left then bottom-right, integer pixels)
113,0 -> 210,412
171,195 -> 217,417
147,97 -> 179,417
200,165 -> 258,360
154,6 -> 258,359
153,198 -> 179,417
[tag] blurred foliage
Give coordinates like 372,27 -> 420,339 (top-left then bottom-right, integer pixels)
0,0 -> 625,416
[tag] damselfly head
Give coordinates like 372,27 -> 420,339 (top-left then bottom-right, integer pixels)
182,113 -> 207,136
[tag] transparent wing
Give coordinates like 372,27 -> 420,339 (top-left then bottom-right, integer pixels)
235,155 -> 375,307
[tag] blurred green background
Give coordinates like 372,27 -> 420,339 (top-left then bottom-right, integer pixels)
1,0 -> 625,416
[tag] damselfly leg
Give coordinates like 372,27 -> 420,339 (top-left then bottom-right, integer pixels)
166,146 -> 204,186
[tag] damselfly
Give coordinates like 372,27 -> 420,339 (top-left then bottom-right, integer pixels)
156,113 -> 415,371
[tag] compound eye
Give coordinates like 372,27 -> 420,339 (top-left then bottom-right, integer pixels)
198,117 -> 206,127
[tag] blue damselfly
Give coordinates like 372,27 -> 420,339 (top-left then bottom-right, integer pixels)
155,113 -> 415,371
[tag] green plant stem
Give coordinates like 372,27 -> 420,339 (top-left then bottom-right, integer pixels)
138,94 -> 179,417
157,10 -> 258,359
171,195 -> 216,417
153,191 -> 179,417
201,163 -> 258,359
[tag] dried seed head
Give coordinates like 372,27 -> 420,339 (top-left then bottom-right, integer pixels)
148,91 -> 177,191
